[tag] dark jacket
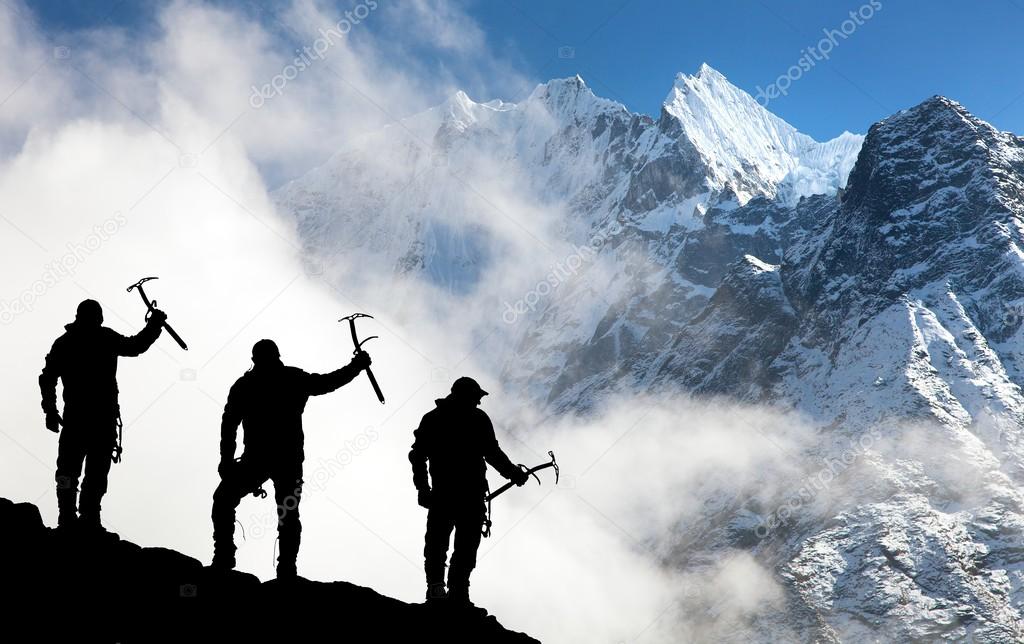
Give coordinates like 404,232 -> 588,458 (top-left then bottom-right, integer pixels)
409,395 -> 520,502
39,319 -> 163,419
220,362 -> 363,466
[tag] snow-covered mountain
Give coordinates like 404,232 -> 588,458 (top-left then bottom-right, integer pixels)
654,96 -> 1024,427
657,94 -> 1024,642
274,65 -> 864,405
274,65 -> 1024,641
664,64 -> 862,205
275,64 -> 861,288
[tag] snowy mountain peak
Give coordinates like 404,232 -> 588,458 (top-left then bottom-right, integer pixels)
410,88 -> 517,140
876,94 -> 991,143
444,89 -> 477,119
911,94 -> 973,118
526,75 -> 626,121
528,75 -> 586,101
665,62 -> 805,150
690,61 -> 730,84
663,64 -> 863,205
442,89 -> 515,118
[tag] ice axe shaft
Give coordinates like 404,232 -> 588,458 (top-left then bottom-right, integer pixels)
339,313 -> 385,404
126,277 -> 188,351
486,451 -> 558,502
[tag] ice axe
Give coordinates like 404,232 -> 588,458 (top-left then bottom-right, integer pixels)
339,313 -> 385,404
487,450 -> 559,502
126,277 -> 188,350
483,451 -> 558,537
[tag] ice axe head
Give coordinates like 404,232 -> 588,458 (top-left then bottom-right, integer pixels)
127,276 -> 159,294
124,275 -> 189,351
548,451 -> 559,485
338,313 -> 377,353
339,313 -> 374,323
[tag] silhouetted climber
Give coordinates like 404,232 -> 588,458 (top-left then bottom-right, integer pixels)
39,299 -> 166,530
409,377 -> 529,606
212,339 -> 371,579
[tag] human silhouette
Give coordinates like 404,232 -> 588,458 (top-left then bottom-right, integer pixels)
409,377 -> 529,606
38,299 -> 166,530
211,339 -> 371,579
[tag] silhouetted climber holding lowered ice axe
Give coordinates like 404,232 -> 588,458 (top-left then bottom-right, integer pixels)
39,299 -> 167,531
212,339 -> 371,579
409,377 -> 530,606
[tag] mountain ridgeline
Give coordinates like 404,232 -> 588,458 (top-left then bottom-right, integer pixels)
274,65 -> 1024,640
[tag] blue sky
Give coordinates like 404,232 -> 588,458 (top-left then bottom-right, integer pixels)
22,0 -> 1024,140
461,0 -> 1024,139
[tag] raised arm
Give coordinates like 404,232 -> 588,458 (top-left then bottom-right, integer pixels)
113,310 -> 166,357
304,351 -> 371,396
219,380 -> 243,475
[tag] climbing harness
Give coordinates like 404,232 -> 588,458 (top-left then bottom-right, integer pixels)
111,406 -> 124,464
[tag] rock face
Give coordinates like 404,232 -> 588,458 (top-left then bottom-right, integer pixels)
654,254 -> 796,399
771,96 -> 1024,431
0,498 -> 538,643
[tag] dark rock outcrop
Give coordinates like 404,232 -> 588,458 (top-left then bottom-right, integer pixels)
0,497 -> 539,643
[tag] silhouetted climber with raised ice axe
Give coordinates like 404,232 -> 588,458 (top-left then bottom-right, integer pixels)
409,377 -> 529,607
39,299 -> 166,531
212,339 -> 371,580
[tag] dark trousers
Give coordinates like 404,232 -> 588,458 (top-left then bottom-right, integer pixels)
424,499 -> 486,587
55,415 -> 117,520
212,457 -> 303,570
